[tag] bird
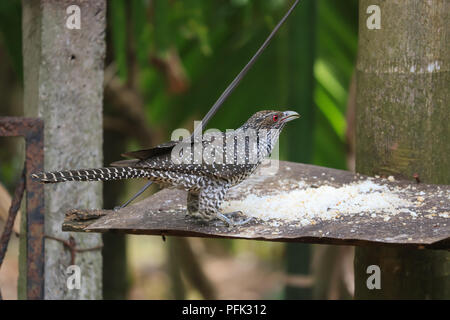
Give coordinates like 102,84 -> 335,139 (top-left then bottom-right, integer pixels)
31,110 -> 300,226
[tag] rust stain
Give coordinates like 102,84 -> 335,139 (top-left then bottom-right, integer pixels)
0,117 -> 45,299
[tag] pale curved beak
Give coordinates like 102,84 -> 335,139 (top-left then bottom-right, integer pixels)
280,111 -> 300,123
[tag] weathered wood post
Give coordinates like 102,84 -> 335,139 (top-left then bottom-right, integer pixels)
355,0 -> 449,298
22,0 -> 105,299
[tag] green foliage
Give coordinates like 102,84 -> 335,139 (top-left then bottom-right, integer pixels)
0,0 -> 358,169
109,0 -> 128,80
0,0 -> 359,299
104,0 -> 358,170
313,0 -> 358,169
0,0 -> 22,80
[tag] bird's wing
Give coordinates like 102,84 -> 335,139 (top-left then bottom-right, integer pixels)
109,159 -> 140,167
111,133 -> 256,181
111,140 -> 184,166
110,140 -> 202,167
113,133 -> 223,165
120,140 -> 180,160
120,130 -> 231,161
131,153 -> 255,181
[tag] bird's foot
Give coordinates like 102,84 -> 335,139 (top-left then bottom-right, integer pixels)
216,211 -> 253,227
186,210 -> 253,227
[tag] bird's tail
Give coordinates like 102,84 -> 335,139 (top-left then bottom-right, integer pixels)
31,167 -> 149,183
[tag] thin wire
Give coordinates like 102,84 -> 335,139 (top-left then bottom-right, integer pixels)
117,180 -> 152,209
116,0 -> 301,210
194,0 -> 300,136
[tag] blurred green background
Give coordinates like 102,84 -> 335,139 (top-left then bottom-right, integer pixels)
0,0 -> 358,299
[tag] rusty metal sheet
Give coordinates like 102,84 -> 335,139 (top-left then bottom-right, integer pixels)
63,161 -> 449,249
0,117 -> 45,299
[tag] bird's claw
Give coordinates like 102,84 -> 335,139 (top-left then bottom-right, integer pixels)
186,211 -> 253,227
216,211 -> 253,227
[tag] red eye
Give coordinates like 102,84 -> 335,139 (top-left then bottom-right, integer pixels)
273,115 -> 278,122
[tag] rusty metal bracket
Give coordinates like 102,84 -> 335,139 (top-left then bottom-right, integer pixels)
45,235 -> 103,266
0,167 -> 26,300
0,117 -> 44,299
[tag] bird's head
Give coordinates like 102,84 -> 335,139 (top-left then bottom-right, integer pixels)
241,110 -> 300,130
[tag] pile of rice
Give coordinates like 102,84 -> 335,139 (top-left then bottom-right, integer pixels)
222,180 -> 412,226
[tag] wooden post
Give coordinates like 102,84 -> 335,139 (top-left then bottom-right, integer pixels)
354,0 -> 449,299
22,0 -> 105,299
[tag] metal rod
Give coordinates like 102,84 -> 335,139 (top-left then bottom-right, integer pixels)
115,180 -> 153,210
0,167 -> 26,270
0,117 -> 45,299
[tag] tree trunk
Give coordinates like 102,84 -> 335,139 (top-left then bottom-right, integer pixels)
22,0 -> 106,299
354,0 -> 449,299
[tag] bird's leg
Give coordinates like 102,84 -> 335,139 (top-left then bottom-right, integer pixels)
222,211 -> 254,226
186,192 -> 201,218
198,186 -> 253,227
217,212 -> 253,226
214,213 -> 234,226
185,190 -> 217,223
222,210 -> 244,219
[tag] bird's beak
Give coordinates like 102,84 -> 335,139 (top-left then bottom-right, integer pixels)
280,111 -> 300,123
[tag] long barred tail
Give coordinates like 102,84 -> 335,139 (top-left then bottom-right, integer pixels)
31,167 -> 149,183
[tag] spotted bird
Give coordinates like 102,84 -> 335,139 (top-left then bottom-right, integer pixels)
32,110 -> 300,226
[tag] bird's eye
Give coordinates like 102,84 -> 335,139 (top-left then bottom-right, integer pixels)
272,115 -> 278,122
